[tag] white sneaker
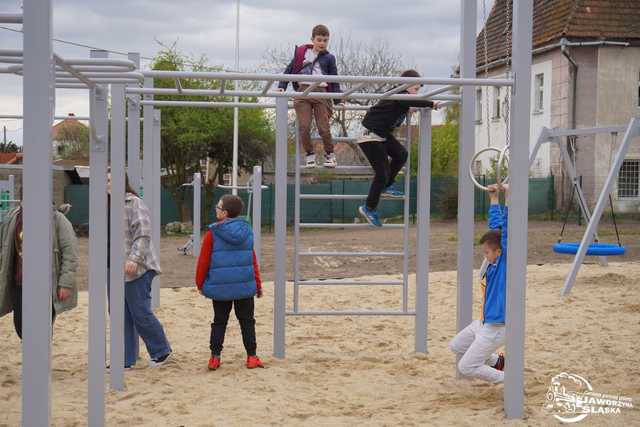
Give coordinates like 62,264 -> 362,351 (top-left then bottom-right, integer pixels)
357,131 -> 386,144
305,153 -> 316,168
149,352 -> 172,368
323,152 -> 337,168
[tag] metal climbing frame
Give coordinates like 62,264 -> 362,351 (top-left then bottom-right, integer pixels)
6,0 -> 535,422
290,122 -> 414,318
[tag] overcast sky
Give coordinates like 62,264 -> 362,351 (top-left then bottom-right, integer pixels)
0,0 -> 494,145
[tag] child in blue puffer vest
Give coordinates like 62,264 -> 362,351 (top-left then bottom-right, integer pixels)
195,195 -> 264,371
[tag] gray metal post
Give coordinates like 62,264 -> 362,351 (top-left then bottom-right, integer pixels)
415,109 -> 432,353
109,83 -> 126,391
137,76 -> 154,354
562,118 -> 639,295
456,0 -> 476,367
273,97 -> 288,358
505,0 -> 533,419
292,120 -> 301,313
8,174 -> 15,201
22,0 -> 54,424
402,122 -> 411,312
252,165 -> 262,264
142,77 -> 153,202
127,52 -> 142,191
88,49 -> 109,427
193,172 -> 202,257
151,109 -> 162,308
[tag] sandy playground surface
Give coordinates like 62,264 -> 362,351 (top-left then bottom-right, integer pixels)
1,260 -> 639,426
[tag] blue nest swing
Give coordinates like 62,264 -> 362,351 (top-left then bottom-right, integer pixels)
552,242 -> 626,256
553,189 -> 626,257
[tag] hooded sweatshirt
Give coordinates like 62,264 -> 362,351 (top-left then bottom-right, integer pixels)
196,218 -> 262,301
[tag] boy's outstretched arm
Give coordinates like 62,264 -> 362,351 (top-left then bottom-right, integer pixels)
399,99 -> 436,110
487,184 -> 503,230
500,184 -> 509,250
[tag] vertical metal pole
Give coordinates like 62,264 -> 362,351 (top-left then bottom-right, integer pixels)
562,118 -> 639,295
109,83 -> 126,391
88,49 -> 109,427
8,174 -> 15,201
505,0 -> 533,419
252,165 -> 262,263
232,0 -> 240,195
142,77 -> 153,201
127,52 -> 141,192
292,120 -> 301,313
402,122 -> 411,312
22,0 -> 53,424
138,76 -> 153,355
193,172 -> 202,258
456,0 -> 476,367
151,110 -> 162,308
273,97 -> 288,359
415,109 -> 432,353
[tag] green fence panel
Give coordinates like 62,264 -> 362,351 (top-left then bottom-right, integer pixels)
64,185 -> 90,226
64,176 -> 555,227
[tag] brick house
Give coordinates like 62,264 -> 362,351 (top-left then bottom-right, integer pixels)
474,0 -> 640,212
51,113 -> 89,160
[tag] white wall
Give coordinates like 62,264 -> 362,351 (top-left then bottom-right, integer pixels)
474,60 -> 553,178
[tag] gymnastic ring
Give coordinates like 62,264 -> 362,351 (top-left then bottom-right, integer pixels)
469,147 -> 509,191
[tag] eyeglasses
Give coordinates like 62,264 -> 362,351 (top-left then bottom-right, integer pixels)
215,205 -> 225,211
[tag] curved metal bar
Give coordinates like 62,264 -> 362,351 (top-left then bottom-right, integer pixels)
127,86 -> 459,102
143,70 -> 514,87
469,146 -> 509,191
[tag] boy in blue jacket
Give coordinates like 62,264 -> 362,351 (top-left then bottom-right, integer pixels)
195,195 -> 264,371
449,184 -> 508,383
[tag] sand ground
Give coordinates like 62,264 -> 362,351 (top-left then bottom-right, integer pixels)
72,220 -> 640,289
1,261 -> 639,426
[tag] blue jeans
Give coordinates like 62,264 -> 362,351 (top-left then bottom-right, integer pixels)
124,270 -> 171,366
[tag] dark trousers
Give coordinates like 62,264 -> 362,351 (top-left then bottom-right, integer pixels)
358,134 -> 408,210
210,297 -> 257,356
12,286 -> 56,339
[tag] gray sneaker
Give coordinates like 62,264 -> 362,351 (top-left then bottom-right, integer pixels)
323,152 -> 337,168
149,352 -> 172,368
305,153 -> 316,168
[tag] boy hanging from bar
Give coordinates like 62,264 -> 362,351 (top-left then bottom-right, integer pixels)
356,69 -> 438,227
449,183 -> 508,384
277,24 -> 342,168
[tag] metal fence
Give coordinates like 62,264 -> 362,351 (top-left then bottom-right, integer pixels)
64,175 -> 555,228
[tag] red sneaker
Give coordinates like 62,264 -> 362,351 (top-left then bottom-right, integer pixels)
246,356 -> 265,369
493,353 -> 505,371
208,355 -> 221,371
